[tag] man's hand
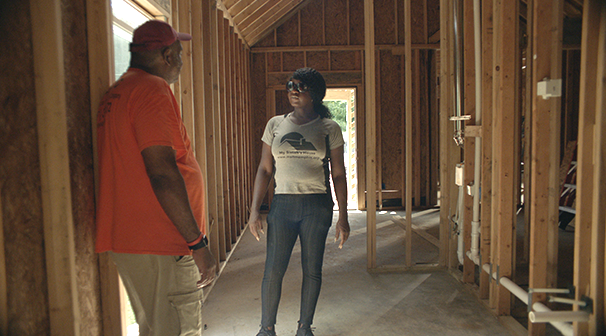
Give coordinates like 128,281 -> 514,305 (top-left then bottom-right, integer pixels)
334,217 -> 350,249
191,247 -> 217,288
248,212 -> 266,242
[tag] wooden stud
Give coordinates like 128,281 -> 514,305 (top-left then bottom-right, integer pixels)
491,0 -> 519,316
30,0 -> 79,334
479,0 -> 494,300
85,0 -> 123,333
528,0 -> 563,333
179,0 -> 195,149
404,0 -> 413,267
0,191 -> 6,334
462,0 -> 475,284
589,4 -> 606,331
364,0 -> 377,270
574,0 -> 601,334
195,0 -> 225,261
439,0 -> 457,269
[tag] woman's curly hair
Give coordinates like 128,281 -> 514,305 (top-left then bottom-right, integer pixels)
291,67 -> 331,119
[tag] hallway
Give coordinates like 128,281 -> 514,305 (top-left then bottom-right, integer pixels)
200,210 -> 513,336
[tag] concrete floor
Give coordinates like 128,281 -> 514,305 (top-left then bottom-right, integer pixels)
200,210 -> 514,336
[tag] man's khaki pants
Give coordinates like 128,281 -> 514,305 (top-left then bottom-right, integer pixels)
110,252 -> 203,336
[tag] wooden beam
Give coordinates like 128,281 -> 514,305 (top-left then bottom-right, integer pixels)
528,0 -> 563,333
0,192 -> 6,335
179,0 -> 195,150
589,2 -> 606,332
404,0 -> 413,268
439,0 -> 457,269
85,1 -> 124,334
30,0 -> 79,334
462,0 -> 475,284
479,0 -> 493,301
574,1 -> 603,334
364,0 -> 377,270
491,0 -> 519,316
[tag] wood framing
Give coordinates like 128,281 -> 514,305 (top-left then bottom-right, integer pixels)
462,0 -> 475,284
404,0 -> 413,267
589,5 -> 606,332
30,0 -> 79,333
574,0 -> 602,334
86,0 -> 123,334
178,0 -> 195,149
439,0 -> 457,269
528,1 -> 564,334
491,0 -> 519,316
364,0 -> 377,270
479,0 -> 493,300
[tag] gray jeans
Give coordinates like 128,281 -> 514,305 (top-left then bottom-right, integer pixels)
261,194 -> 334,328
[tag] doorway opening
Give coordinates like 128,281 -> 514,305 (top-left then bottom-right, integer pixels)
324,88 -> 358,210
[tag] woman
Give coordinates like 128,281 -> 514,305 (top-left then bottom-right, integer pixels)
247,68 -> 350,336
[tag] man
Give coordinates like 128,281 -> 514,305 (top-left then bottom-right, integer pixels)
95,20 -> 217,336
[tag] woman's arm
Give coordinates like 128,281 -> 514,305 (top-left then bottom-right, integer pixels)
247,143 -> 274,241
330,145 -> 350,248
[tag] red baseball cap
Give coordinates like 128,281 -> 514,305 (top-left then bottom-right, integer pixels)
129,20 -> 192,52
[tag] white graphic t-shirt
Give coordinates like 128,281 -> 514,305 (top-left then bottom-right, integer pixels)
262,112 -> 345,195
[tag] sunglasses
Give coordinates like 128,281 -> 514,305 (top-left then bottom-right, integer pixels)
286,81 -> 309,93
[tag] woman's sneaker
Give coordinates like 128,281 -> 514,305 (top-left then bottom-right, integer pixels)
256,326 -> 277,336
295,324 -> 314,336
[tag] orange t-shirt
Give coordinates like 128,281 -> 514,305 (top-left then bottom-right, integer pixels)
95,68 -> 205,255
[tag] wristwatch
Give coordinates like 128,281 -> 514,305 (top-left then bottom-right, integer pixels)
188,235 -> 209,250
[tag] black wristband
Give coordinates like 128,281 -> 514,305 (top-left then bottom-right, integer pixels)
188,235 -> 208,250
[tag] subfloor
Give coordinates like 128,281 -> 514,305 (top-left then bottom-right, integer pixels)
200,209 -> 515,336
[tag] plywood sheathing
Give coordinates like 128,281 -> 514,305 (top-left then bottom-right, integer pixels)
63,0 -> 102,332
0,1 -> 51,333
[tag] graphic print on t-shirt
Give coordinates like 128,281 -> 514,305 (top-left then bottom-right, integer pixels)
280,132 -> 317,151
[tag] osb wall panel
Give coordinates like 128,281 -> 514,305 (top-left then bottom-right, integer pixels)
251,53 -> 267,166
0,1 -> 50,334
349,0 -> 364,45
427,0 -> 441,40
276,13 -> 299,47
282,51 -> 305,72
62,0 -> 102,333
411,0 -> 427,43
267,52 -> 282,72
330,50 -> 361,71
300,0 -> 324,46
379,50 -> 403,192
275,90 -> 292,115
324,0 -> 348,45
256,31 -> 276,47
307,51 -> 330,71
375,0 -> 395,45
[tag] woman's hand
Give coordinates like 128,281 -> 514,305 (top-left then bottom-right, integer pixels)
334,217 -> 350,249
248,212 -> 265,241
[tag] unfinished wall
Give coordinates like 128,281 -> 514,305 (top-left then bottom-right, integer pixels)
0,0 -> 50,333
0,0 -> 102,333
62,0 -> 103,333
250,0 -> 440,209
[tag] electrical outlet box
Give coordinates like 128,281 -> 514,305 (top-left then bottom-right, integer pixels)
537,78 -> 562,99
